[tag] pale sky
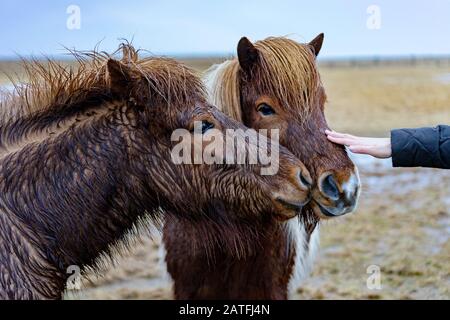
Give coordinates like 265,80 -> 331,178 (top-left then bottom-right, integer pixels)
1,0 -> 449,58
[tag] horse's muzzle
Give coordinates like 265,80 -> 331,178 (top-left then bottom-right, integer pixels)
312,171 -> 360,218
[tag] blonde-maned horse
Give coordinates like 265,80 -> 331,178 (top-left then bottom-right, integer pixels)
163,34 -> 361,299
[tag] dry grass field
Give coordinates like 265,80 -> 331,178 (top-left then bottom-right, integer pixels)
1,59 -> 449,300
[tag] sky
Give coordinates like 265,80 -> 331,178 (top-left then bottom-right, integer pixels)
0,0 -> 449,59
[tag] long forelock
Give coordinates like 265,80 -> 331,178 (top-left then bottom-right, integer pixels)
203,37 -> 321,123
254,37 -> 321,121
135,56 -> 206,108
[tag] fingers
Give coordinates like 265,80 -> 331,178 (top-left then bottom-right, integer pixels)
326,130 -> 361,147
325,130 -> 355,139
326,134 -> 355,146
325,130 -> 359,146
326,130 -> 392,159
327,134 -> 376,155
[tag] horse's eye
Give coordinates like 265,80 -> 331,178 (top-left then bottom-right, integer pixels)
257,103 -> 275,116
201,121 -> 215,134
191,121 -> 215,134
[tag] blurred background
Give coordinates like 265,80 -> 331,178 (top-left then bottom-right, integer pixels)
1,0 -> 449,299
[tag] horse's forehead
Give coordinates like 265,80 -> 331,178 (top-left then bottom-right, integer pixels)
244,50 -> 321,114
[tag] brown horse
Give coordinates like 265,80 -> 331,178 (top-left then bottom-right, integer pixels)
163,35 -> 361,299
0,45 -> 312,299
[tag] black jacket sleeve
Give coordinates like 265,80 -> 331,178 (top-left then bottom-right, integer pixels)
390,125 -> 450,169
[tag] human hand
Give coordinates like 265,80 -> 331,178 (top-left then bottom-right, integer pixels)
325,130 -> 392,159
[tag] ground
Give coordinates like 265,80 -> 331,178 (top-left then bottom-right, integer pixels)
1,59 -> 449,299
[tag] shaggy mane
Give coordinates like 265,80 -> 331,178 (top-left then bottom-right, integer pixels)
0,43 -> 205,151
204,37 -> 320,122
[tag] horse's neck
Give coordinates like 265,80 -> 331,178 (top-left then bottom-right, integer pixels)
163,214 -> 319,299
163,218 -> 291,299
0,112 -> 149,282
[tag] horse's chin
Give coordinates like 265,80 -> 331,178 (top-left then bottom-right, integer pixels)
310,201 -> 338,220
310,200 -> 356,220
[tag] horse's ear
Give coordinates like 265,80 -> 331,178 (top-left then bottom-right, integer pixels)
308,33 -> 324,57
106,59 -> 134,97
237,37 -> 259,73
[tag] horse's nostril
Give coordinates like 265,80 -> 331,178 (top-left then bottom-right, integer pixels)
299,171 -> 312,188
321,174 -> 340,200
